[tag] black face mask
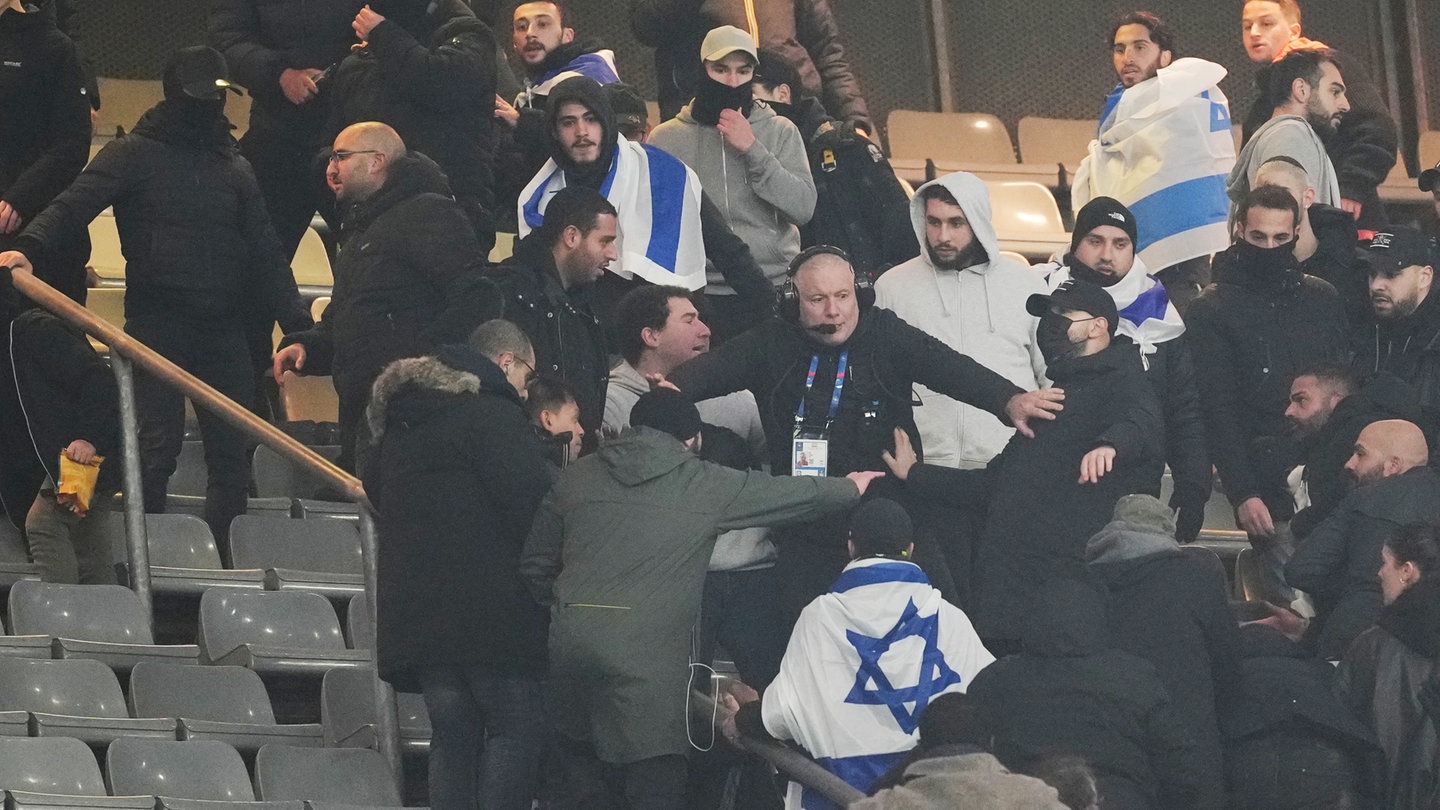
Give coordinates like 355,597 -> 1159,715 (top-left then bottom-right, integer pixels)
1066,253 -> 1120,288
1036,313 -> 1087,365
691,75 -> 754,126
1232,238 -> 1298,284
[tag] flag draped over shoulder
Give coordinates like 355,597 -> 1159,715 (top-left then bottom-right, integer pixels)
1045,258 -> 1185,364
1073,58 -> 1236,271
518,136 -> 707,290
528,49 -> 620,98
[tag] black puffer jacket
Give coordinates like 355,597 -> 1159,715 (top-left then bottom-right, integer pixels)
364,344 -> 553,690
15,99 -> 305,326
327,0 -> 497,234
1335,576 -> 1440,810
1185,246 -> 1349,514
1302,203 -> 1369,328
1353,288 -> 1440,441
208,0 -> 364,138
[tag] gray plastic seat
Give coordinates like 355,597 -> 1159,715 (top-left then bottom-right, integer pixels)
0,657 -> 174,743
105,737 -> 305,810
112,513 -> 265,595
289,499 -> 360,522
0,605 -> 54,662
8,580 -> 199,670
0,736 -> 153,810
169,441 -> 208,498
197,589 -> 368,674
129,662 -> 322,751
229,515 -> 363,596
321,667 -> 430,753
254,744 -> 401,807
253,445 -> 339,500
345,593 -> 372,651
0,515 -> 39,588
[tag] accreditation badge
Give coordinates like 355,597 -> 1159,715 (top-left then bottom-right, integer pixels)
791,437 -> 829,477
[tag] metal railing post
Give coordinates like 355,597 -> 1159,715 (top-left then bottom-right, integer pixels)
110,354 -> 152,620
360,508 -> 402,796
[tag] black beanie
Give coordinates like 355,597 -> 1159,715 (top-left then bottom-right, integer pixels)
630,389 -> 702,442
1071,197 -> 1138,254
847,498 -> 913,556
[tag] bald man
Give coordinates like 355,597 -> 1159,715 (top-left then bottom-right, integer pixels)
275,121 -> 487,472
1286,418 -> 1440,658
1254,156 -> 1367,325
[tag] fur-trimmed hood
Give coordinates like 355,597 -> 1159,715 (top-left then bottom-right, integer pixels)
366,344 -> 516,442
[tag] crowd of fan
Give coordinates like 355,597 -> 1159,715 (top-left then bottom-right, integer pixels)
0,0 -> 1438,808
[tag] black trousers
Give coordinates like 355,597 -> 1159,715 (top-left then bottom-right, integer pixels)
240,125 -> 326,262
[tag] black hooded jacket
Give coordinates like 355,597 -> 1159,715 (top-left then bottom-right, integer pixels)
1353,287 -> 1440,439
1185,245 -> 1349,514
1303,203 -> 1370,328
967,578 -> 1205,810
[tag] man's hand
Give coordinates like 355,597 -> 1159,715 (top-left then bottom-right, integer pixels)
1005,388 -> 1064,438
1078,444 -> 1116,484
1339,198 -> 1362,220
642,371 -> 680,392
717,680 -> 759,745
0,201 -> 22,234
1241,601 -> 1307,643
280,68 -> 322,106
1235,496 -> 1275,538
880,426 -> 918,481
63,439 -> 97,465
495,94 -> 520,128
272,343 -> 307,382
717,108 -> 758,153
353,5 -> 385,40
846,470 -> 885,495
0,250 -> 32,274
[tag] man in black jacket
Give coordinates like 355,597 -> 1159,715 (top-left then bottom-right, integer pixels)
209,0 -> 364,260
484,185 -> 615,444
1352,226 -> 1440,439
274,122 -> 485,473
364,318 -> 552,810
1187,185 -> 1349,601
0,46 -> 309,543
328,0 -> 498,252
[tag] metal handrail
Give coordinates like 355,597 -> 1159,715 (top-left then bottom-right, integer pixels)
9,267 -> 401,792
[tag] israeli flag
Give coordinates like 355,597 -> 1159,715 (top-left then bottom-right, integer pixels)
1074,58 -> 1237,271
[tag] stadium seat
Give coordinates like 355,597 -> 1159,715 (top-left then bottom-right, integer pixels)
254,744 -> 403,808
128,662 -> 322,752
0,608 -> 51,663
321,667 -> 431,754
278,372 -> 340,424
106,737 -> 305,810
887,111 -> 1017,164
997,250 -> 1031,267
1233,547 -> 1266,602
167,441 -> 208,498
197,588 -> 369,674
345,592 -> 371,650
1178,544 -> 1227,584
229,515 -> 364,596
290,499 -> 360,522
310,296 -> 331,322
0,657 -> 175,744
7,580 -> 200,670
86,218 -> 126,282
1017,116 -> 1096,170
292,228 -> 334,289
0,736 -> 153,810
1379,151 -> 1430,204
110,513 -> 265,595
252,445 -> 341,500
985,181 -> 1071,260
95,78 -> 165,136
1420,131 -> 1440,171
490,231 -> 517,263
0,517 -> 39,591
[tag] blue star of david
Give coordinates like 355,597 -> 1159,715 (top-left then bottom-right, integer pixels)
844,599 -> 961,735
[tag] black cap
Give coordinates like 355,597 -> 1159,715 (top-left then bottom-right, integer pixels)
604,82 -> 648,133
163,46 -> 234,100
847,498 -> 913,556
1364,227 -> 1435,276
1070,197 -> 1138,253
1026,279 -> 1119,335
1420,162 -> 1440,193
630,389 -> 702,442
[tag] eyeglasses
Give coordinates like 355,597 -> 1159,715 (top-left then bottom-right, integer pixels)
327,149 -> 379,164
514,356 -> 539,386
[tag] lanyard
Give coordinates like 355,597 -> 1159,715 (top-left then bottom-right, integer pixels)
795,351 -> 848,429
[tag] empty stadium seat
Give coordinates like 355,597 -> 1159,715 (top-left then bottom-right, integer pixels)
0,657 -> 174,744
887,111 -> 1017,164
0,736 -> 153,810
1379,151 -> 1430,204
292,228 -> 334,289
229,515 -> 363,596
985,181 -> 1071,259
290,499 -> 360,522
1017,116 -> 1096,170
253,445 -> 341,500
1233,547 -> 1265,602
0,609 -> 51,663
111,513 -> 265,595
95,78 -> 165,135
321,667 -> 431,754
86,219 -> 126,282
0,517 -> 39,590
345,592 -> 371,651
106,737 -> 304,810
278,372 -> 340,424
128,662 -> 322,751
1420,131 -> 1440,171
309,296 -> 331,322
490,231 -> 517,263
168,441 -> 208,498
254,744 -> 403,808
197,589 -> 369,674
7,580 -> 200,670
997,250 -> 1031,267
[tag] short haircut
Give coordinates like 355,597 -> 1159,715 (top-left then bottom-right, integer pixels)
1265,0 -> 1302,25
1293,362 -> 1358,397
613,284 -> 694,366
919,183 -> 960,208
534,185 -> 618,247
1260,154 -> 1307,173
1027,756 -> 1101,810
755,48 -> 800,93
467,319 -> 532,361
1267,48 -> 1335,109
1237,184 -> 1301,230
525,375 -> 577,422
512,0 -> 571,28
1387,521 -> 1440,580
1110,10 -> 1177,56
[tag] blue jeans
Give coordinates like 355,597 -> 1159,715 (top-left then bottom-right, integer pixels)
418,666 -> 546,810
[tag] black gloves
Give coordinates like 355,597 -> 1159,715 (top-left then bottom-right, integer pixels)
1171,483 -> 1209,544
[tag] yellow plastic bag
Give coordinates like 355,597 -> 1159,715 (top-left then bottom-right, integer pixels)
56,454 -> 105,517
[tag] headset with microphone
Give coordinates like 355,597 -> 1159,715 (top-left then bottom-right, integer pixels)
776,244 -> 874,324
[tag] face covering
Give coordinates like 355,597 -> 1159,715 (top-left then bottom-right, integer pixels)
692,75 -> 755,126
1232,239 -> 1298,285
1036,313 -> 1087,365
1066,253 -> 1120,288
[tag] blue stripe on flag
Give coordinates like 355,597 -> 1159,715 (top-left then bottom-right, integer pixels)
1099,84 -> 1124,137
521,167 -> 562,229
1128,174 -> 1229,252
1121,281 -> 1171,324
640,144 -> 686,271
1202,90 -> 1233,132
803,752 -> 908,809
831,562 -> 929,594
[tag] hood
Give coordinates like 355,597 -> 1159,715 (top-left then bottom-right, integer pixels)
365,344 -> 516,441
597,426 -> 692,486
1210,240 -> 1305,295
341,152 -> 453,227
1043,335 -> 1138,385
1021,577 -> 1110,657
544,76 -> 618,189
826,558 -> 945,637
605,360 -> 649,400
1307,203 -> 1359,255
908,173 -> 1002,274
1085,495 -> 1181,566
1378,575 -> 1440,658
0,4 -> 49,32
130,98 -> 235,153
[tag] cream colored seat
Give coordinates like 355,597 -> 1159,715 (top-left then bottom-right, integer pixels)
986,181 -> 1071,261
87,215 -> 125,280
291,227 -> 333,289
95,78 -> 164,135
1017,116 -> 1096,170
279,371 -> 339,423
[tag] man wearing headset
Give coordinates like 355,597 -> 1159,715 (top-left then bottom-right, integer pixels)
665,244 -> 1065,622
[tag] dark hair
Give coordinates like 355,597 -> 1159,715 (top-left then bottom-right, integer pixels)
511,0 -> 571,28
754,48 -> 800,94
917,693 -> 986,748
918,183 -> 960,208
1259,154 -> 1308,173
1027,756 -> 1100,810
1267,48 -> 1336,109
1387,522 -> 1440,579
525,375 -> 576,423
1110,11 -> 1178,57
1293,362 -> 1359,397
1237,184 -> 1301,230
534,185 -> 618,247
613,284 -> 696,366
